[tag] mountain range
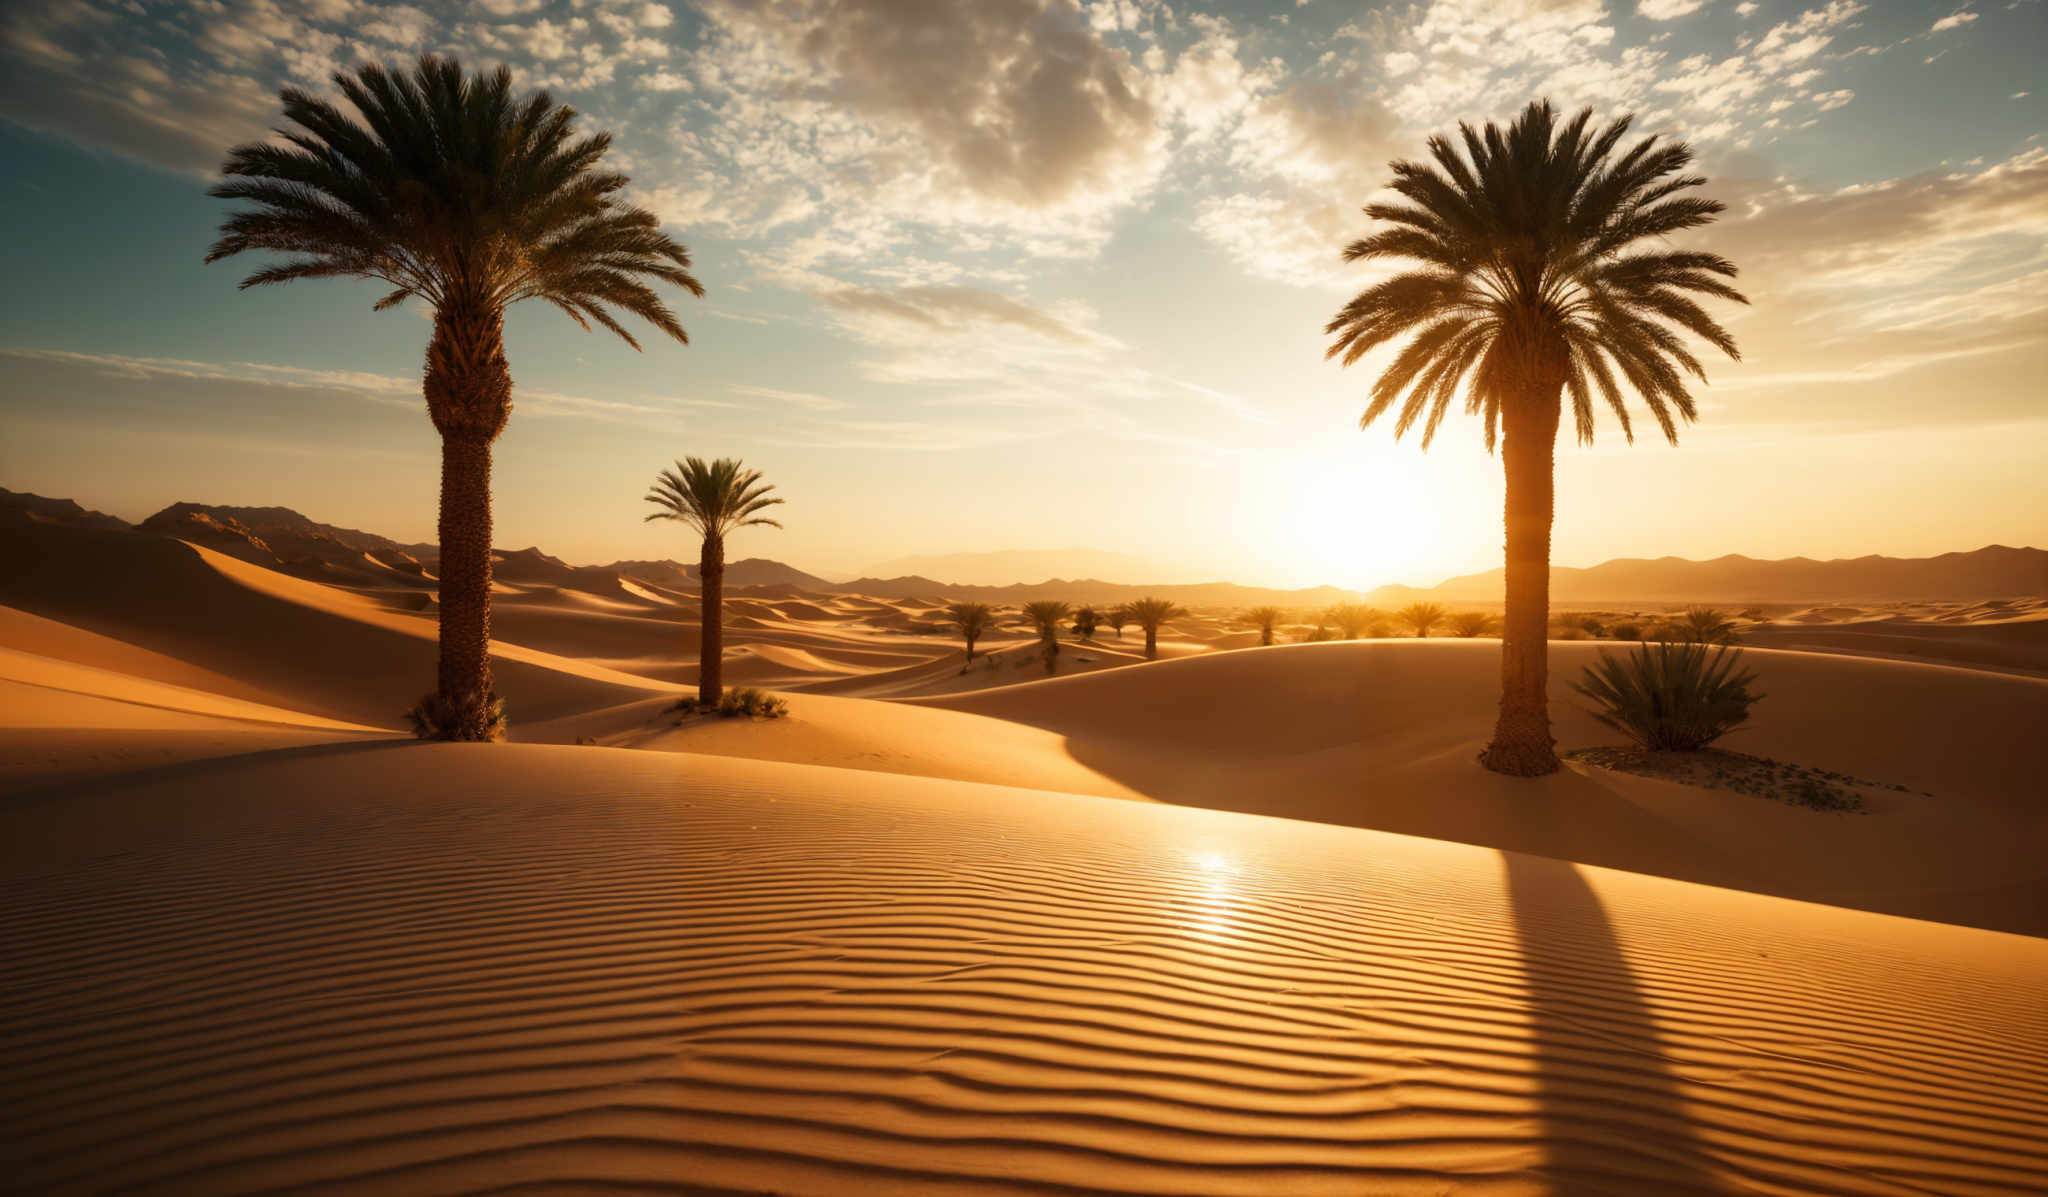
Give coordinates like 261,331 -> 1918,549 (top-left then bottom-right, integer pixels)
6,488 -> 2042,606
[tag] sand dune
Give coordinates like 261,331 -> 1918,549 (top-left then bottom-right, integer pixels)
1,746 -> 2041,1195
926,641 -> 2048,934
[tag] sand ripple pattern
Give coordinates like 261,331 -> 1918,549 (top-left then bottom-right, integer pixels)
2,744 -> 2045,1195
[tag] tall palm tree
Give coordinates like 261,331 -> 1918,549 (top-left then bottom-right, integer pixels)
1022,600 -> 1072,675
208,56 -> 703,741
946,600 -> 996,661
1243,606 -> 1286,646
1325,100 -> 1745,775
1126,596 -> 1186,660
645,458 -> 783,705
1400,602 -> 1448,638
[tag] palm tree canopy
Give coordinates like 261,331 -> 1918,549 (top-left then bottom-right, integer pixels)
1022,600 -> 1072,632
1243,606 -> 1285,628
946,601 -> 996,633
1126,597 -> 1186,629
207,55 -> 703,348
1326,99 -> 1747,449
643,457 -> 784,538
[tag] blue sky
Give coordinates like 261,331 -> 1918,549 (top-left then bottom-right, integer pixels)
1,0 -> 2043,586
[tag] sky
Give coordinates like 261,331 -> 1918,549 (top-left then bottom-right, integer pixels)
0,0 -> 2043,589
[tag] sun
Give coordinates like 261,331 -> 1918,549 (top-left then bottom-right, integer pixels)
1284,449 -> 1451,590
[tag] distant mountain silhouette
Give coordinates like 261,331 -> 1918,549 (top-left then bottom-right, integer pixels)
1368,546 -> 2048,604
856,547 -> 1188,587
827,575 -> 1363,608
0,488 -> 128,532
10,489 -> 2039,605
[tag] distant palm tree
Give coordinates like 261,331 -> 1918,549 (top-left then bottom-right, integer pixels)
1674,606 -> 1738,644
946,601 -> 997,661
1324,603 -> 1380,640
1072,606 -> 1101,641
1326,100 -> 1745,775
1126,596 -> 1186,660
1107,605 -> 1132,639
1400,602 -> 1448,638
645,459 -> 783,705
1243,606 -> 1286,646
208,56 -> 703,741
1022,600 -> 1072,675
1449,611 -> 1496,638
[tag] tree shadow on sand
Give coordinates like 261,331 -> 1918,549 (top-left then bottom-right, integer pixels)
1504,850 -> 1725,1193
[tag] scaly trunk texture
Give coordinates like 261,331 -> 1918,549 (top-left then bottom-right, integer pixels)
420,301 -> 512,741
964,632 -> 978,661
699,533 -> 725,706
1481,376 -> 1564,776
1144,627 -> 1159,659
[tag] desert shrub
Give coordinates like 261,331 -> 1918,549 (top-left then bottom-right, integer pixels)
1301,624 -> 1335,642
407,688 -> 507,742
1552,624 -> 1587,640
1570,640 -> 1763,751
670,688 -> 789,719
1608,619 -> 1644,640
717,687 -> 789,718
1674,606 -> 1739,644
1739,607 -> 1766,621
1449,611 -> 1495,637
1366,621 -> 1394,638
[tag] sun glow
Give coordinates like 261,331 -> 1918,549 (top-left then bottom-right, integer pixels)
1263,444 -> 1490,591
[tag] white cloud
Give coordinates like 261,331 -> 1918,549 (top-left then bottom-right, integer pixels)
1638,0 -> 1708,18
1929,9 -> 1979,33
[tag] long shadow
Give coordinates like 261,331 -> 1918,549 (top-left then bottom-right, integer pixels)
1504,850 -> 1723,1194
1,735 -> 414,810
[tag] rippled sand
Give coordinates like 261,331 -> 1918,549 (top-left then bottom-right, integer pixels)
4,746 -> 2043,1195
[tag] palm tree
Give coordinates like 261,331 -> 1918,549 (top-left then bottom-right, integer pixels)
1072,606 -> 1101,641
1324,603 -> 1379,640
1325,100 -> 1745,775
1400,602 -> 1448,638
1449,611 -> 1496,638
1243,605 -> 1286,646
1107,605 -> 1132,639
1674,605 -> 1738,644
1126,596 -> 1186,660
208,57 -> 702,741
644,458 -> 783,706
946,601 -> 996,661
1022,600 -> 1072,675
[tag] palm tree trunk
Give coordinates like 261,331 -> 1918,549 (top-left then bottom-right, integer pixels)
1144,627 -> 1158,659
1261,628 -> 1273,646
699,533 -> 724,706
1481,383 -> 1563,776
965,632 -> 978,661
436,433 -> 494,703
417,300 -> 511,741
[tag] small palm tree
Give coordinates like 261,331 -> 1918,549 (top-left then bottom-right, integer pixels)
1126,596 -> 1186,660
1022,599 -> 1072,675
1073,606 -> 1101,641
1400,602 -> 1448,638
644,458 -> 783,705
1243,605 -> 1286,646
1449,611 -> 1496,638
1107,605 -> 1132,639
946,601 -> 996,661
208,56 -> 703,741
1324,603 -> 1380,640
1326,100 -> 1745,775
1674,606 -> 1738,644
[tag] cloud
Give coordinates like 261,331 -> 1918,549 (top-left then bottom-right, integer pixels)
669,0 -> 1171,260
1637,0 -> 1708,18
1928,9 -> 1979,33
